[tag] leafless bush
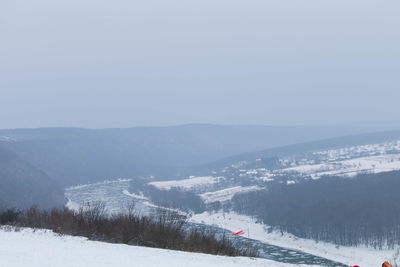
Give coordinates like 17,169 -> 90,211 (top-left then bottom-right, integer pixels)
0,203 -> 249,257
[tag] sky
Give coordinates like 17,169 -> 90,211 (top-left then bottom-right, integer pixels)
0,0 -> 399,129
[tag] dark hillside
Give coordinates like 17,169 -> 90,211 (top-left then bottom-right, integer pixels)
0,145 -> 64,209
232,171 -> 400,248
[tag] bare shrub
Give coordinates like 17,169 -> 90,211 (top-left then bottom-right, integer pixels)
0,203 -> 250,257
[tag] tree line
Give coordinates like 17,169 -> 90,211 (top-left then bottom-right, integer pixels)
232,171 -> 400,249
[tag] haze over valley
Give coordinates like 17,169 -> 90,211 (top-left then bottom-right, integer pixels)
1,0 -> 400,266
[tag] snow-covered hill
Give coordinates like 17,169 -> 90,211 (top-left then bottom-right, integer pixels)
0,226 -> 304,267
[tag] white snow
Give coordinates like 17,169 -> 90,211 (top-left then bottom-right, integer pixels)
190,212 -> 400,267
66,179 -> 132,191
122,189 -> 148,200
65,198 -> 81,212
148,176 -> 220,191
280,154 -> 400,179
199,186 -> 261,204
0,226 -> 305,267
0,136 -> 16,142
312,141 -> 400,161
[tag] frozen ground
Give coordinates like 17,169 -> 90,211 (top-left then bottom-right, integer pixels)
190,211 -> 400,267
0,226 -> 307,267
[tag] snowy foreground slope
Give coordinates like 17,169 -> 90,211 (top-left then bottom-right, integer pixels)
0,226 -> 305,267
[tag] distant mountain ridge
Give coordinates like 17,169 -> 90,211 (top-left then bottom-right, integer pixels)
0,124 -> 381,186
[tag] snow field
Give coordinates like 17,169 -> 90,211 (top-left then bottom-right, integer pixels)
0,226 -> 306,267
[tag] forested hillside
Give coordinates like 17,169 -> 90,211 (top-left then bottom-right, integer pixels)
0,145 -> 64,209
232,171 -> 400,248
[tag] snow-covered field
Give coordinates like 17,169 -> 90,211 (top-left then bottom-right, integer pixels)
0,226 -> 306,267
122,189 -> 148,200
199,186 -> 261,204
277,154 -> 400,179
149,176 -> 221,191
190,212 -> 400,267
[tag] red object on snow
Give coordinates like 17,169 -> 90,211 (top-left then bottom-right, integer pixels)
232,230 -> 244,236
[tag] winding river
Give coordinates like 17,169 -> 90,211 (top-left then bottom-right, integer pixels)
65,179 -> 346,267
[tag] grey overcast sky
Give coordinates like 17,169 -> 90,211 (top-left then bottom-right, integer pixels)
0,0 -> 399,129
